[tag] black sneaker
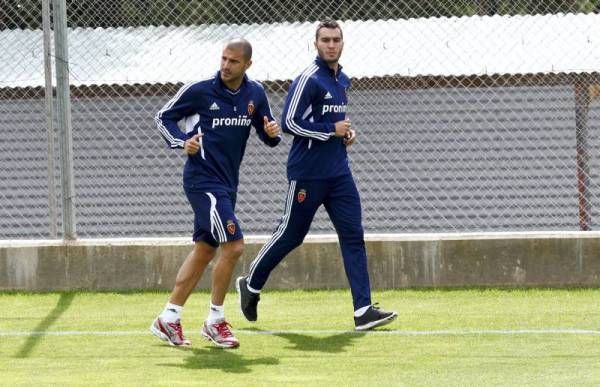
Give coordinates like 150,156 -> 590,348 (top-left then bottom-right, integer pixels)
354,304 -> 397,331
236,276 -> 260,322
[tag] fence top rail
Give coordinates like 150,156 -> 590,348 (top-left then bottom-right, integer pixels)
3,231 -> 600,248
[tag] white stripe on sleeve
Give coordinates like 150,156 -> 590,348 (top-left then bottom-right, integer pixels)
284,65 -> 331,141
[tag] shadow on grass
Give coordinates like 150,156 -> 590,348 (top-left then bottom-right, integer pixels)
161,347 -> 279,373
14,293 -> 75,358
273,332 -> 367,353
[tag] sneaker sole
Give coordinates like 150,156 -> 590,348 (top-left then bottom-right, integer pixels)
354,312 -> 398,331
150,323 -> 169,342
235,276 -> 243,297
150,322 -> 191,347
150,323 -> 179,346
235,276 -> 243,317
201,330 -> 240,349
235,276 -> 256,322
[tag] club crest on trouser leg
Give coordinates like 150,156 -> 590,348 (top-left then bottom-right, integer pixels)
297,189 -> 307,203
247,100 -> 255,116
226,220 -> 236,235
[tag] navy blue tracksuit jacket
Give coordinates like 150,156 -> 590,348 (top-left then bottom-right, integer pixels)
156,72 -> 280,193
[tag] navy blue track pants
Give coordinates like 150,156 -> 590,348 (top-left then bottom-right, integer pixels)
247,173 -> 372,310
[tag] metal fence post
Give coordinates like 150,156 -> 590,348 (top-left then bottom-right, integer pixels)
52,0 -> 77,239
575,77 -> 591,231
42,0 -> 58,239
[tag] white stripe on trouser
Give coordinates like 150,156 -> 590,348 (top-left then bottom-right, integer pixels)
248,180 -> 297,280
206,192 -> 227,243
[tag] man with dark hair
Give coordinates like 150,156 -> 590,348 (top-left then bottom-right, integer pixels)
151,38 -> 281,348
237,21 -> 397,331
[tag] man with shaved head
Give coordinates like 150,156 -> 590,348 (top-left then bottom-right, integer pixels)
152,38 -> 281,348
226,38 -> 252,60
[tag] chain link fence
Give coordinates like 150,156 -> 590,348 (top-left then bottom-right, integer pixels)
1,0 -> 600,239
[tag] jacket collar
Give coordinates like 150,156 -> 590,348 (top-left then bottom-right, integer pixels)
315,56 -> 343,77
213,71 -> 249,94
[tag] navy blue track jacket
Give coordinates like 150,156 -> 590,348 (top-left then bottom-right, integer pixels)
281,56 -> 351,180
156,72 -> 281,192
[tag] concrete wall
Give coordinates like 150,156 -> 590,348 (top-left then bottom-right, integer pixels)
2,232 -> 600,291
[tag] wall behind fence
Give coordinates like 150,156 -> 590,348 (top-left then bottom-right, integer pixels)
1,1 -> 600,239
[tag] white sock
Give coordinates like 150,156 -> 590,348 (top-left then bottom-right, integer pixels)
160,302 -> 183,323
207,302 -> 225,323
354,305 -> 371,317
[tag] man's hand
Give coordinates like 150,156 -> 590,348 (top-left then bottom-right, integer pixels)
343,128 -> 356,147
334,119 -> 352,137
184,133 -> 202,155
263,116 -> 281,138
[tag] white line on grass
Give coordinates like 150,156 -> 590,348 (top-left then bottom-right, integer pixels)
1,328 -> 600,337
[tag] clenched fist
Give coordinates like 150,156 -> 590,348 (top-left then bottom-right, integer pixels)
263,116 -> 281,138
184,133 -> 202,155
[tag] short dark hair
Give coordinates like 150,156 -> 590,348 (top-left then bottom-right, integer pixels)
224,38 -> 253,61
315,19 -> 343,40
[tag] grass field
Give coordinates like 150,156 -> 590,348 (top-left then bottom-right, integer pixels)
1,289 -> 600,386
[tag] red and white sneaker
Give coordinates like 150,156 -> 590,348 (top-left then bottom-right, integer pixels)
201,319 -> 240,348
150,317 -> 191,347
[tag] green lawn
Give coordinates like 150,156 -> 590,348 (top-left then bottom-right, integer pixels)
1,289 -> 599,386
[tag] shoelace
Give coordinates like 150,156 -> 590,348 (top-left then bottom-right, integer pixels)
167,321 -> 185,340
213,321 -> 234,338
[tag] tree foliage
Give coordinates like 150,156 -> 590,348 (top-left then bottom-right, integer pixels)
2,0 -> 599,30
